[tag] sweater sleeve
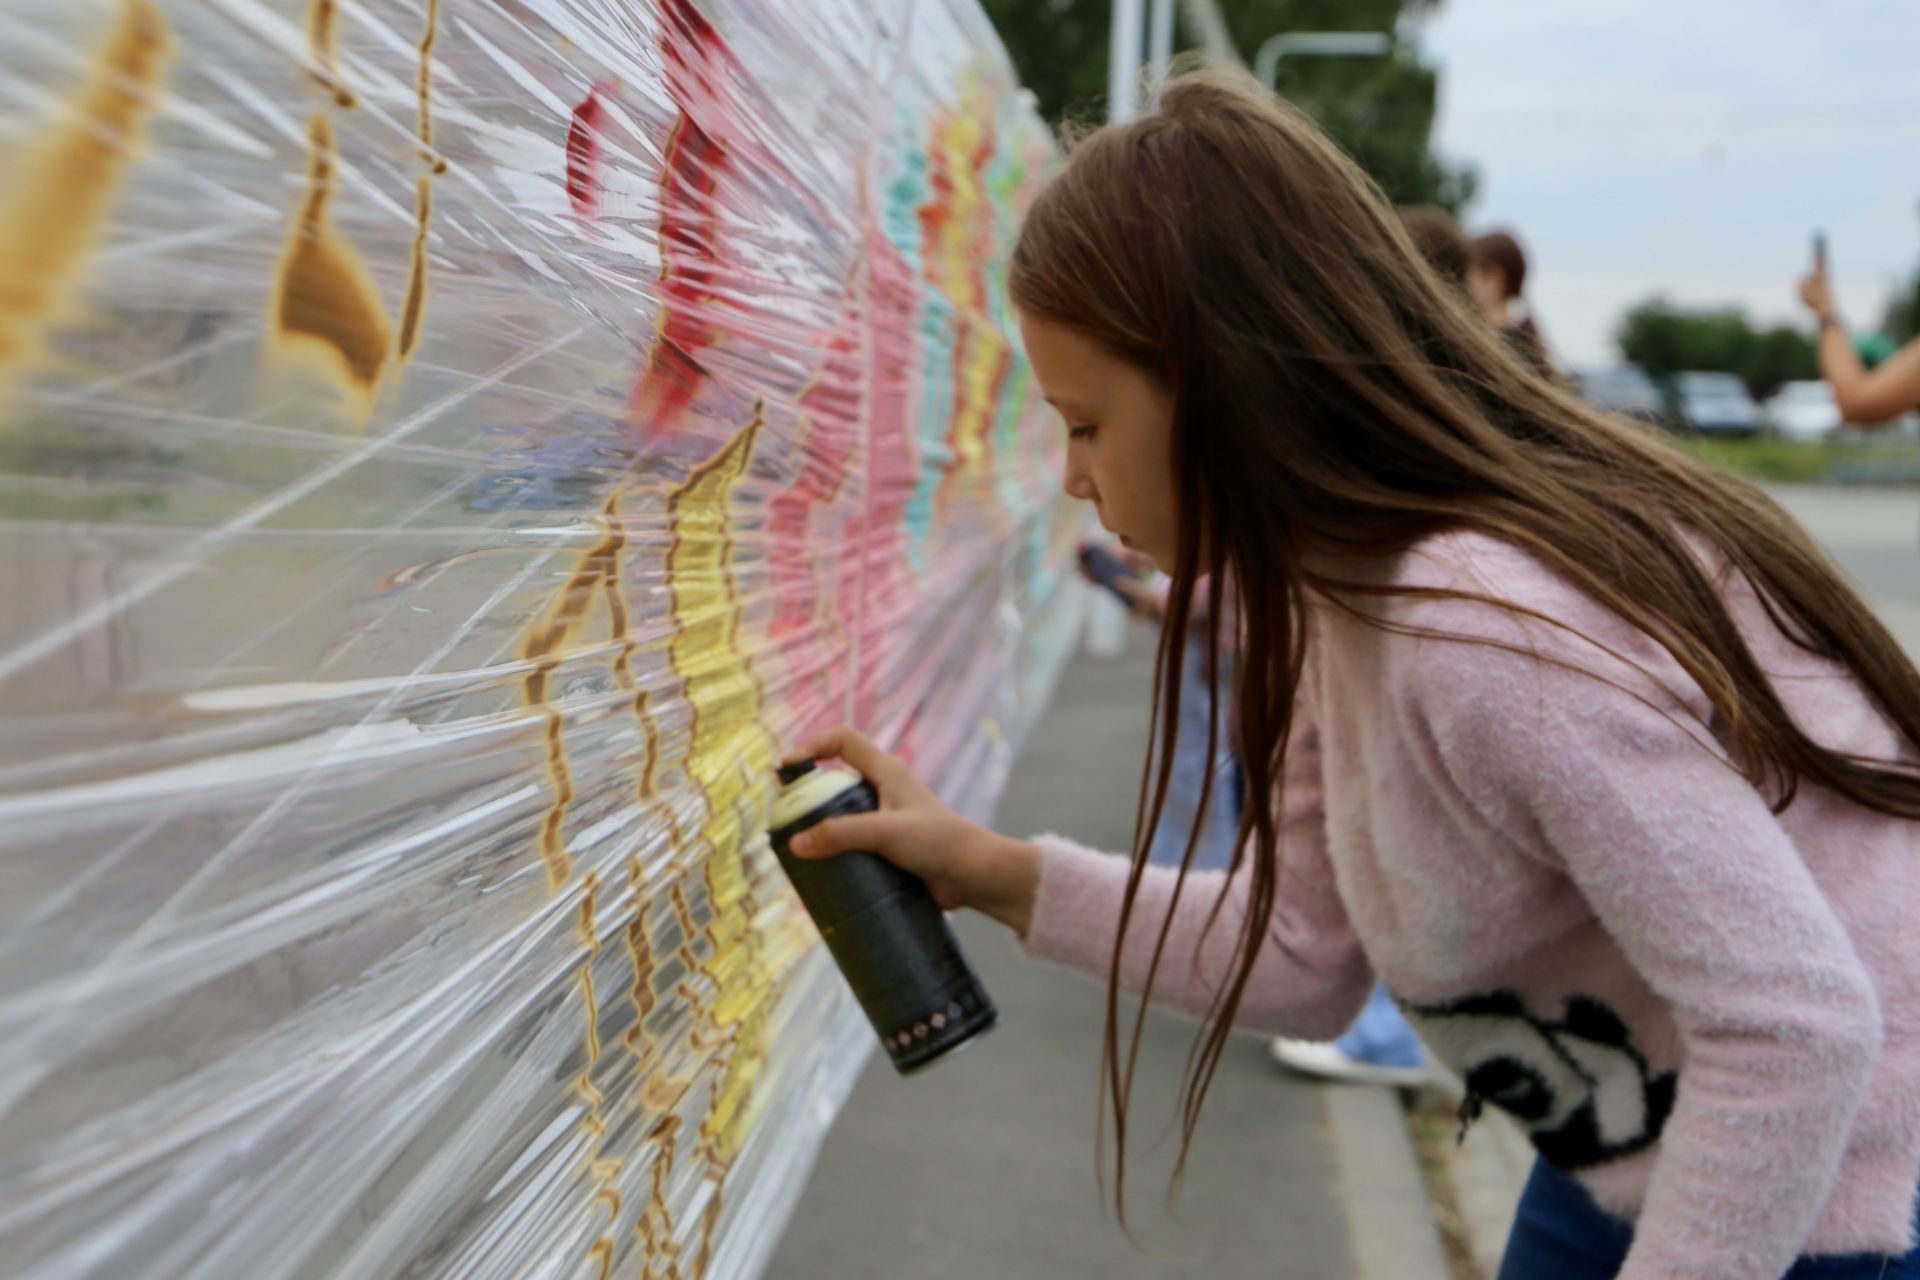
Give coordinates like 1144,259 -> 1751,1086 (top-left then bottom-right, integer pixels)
1018,698 -> 1372,1040
1409,613 -> 1885,1280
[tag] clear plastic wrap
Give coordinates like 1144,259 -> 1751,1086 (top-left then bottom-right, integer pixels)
0,0 -> 1076,1274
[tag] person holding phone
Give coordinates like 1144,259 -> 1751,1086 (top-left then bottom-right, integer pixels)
790,69 -> 1920,1278
1799,234 -> 1920,426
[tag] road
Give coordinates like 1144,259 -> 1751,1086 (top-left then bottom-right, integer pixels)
1766,485 -> 1920,657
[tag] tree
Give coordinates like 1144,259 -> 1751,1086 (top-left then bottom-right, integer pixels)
1614,298 -> 1817,401
1879,268 -> 1920,346
1217,0 -> 1473,211
980,0 -> 1113,133
980,0 -> 1476,212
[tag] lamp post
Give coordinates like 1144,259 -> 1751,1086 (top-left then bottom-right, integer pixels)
1107,0 -> 1146,124
1253,31 -> 1393,91
1147,0 -> 1176,102
1108,0 -> 1180,123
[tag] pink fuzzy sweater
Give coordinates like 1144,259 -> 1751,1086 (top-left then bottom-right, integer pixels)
1023,531 -> 1920,1278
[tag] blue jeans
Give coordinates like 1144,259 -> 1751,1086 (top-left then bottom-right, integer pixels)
1334,983 -> 1426,1069
1498,1157 -> 1920,1279
1146,633 -> 1239,873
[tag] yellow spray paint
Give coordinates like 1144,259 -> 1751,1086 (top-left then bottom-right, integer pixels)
659,406 -> 818,1274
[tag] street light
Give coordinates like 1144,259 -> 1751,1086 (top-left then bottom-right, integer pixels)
1146,0 -> 1176,103
1106,0 -> 1185,124
1253,31 -> 1393,91
1107,0 -> 1146,124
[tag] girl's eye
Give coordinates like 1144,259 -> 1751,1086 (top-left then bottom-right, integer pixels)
1068,424 -> 1097,441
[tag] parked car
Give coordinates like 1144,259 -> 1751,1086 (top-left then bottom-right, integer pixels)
1763,380 -> 1841,441
1669,371 -> 1763,437
1572,365 -> 1666,423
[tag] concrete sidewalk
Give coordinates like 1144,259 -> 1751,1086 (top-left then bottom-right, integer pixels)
769,634 -> 1450,1280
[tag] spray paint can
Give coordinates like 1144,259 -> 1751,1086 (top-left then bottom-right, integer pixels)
768,760 -> 997,1074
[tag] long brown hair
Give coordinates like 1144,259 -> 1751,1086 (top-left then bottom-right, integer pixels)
1009,67 -> 1920,1218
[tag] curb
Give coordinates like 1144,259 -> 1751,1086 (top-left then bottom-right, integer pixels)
1323,1083 -> 1453,1280
1453,1108 -> 1530,1277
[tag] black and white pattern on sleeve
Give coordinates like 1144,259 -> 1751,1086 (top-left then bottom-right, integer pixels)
1402,989 -> 1678,1171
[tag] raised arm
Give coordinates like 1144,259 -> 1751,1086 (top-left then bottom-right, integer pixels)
1800,266 -> 1920,426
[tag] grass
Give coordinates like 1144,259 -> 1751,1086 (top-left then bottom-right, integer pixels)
1668,431 -> 1920,485
1401,1087 -> 1485,1280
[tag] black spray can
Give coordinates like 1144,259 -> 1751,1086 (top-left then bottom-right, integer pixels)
768,760 -> 997,1074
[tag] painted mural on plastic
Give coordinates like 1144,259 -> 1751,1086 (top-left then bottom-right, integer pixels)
0,0 -> 1076,1274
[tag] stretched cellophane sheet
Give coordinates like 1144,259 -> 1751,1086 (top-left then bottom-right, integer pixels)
0,0 -> 1077,1274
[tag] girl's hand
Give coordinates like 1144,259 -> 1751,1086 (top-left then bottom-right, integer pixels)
1798,267 -> 1835,321
782,726 -> 1041,937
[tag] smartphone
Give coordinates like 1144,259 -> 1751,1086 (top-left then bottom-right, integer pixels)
1814,231 -> 1828,275
1077,543 -> 1139,600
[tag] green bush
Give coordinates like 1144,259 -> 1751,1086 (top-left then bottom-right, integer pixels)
1669,433 -> 1920,486
1671,437 -> 1835,483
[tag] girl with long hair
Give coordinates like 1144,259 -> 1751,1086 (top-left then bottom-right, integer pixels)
786,69 -> 1920,1279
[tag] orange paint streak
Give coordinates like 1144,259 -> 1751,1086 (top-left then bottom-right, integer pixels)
396,177 -> 431,360
636,1115 -> 684,1280
415,0 -> 438,150
395,0 -> 438,358
578,963 -> 600,1067
306,0 -> 355,107
517,492 -> 629,887
597,533 -> 668,811
530,709 -> 574,885
692,1183 -> 726,1279
0,0 -> 168,400
269,115 -> 393,405
625,857 -> 658,1021
666,880 -> 709,1026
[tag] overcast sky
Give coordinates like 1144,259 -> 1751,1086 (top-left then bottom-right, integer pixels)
1417,0 -> 1920,366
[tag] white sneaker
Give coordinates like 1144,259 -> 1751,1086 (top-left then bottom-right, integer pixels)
1269,1036 -> 1433,1089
